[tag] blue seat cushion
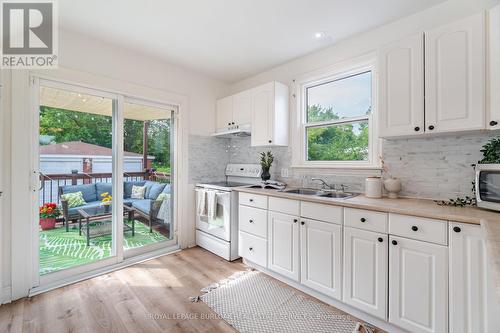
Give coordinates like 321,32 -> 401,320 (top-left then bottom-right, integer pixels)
61,184 -> 97,203
96,182 -> 112,199
147,183 -> 166,200
162,184 -> 172,194
123,198 -> 139,206
124,181 -> 146,198
67,201 -> 102,217
132,199 -> 151,215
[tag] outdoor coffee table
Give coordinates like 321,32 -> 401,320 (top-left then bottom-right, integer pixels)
77,205 -> 135,246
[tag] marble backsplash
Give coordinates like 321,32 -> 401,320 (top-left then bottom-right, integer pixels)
189,131 -> 499,200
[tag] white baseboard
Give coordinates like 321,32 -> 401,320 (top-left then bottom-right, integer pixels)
1,286 -> 12,305
243,259 -> 407,333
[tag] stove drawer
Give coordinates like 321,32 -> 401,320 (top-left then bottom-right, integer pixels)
239,205 -> 268,238
239,231 -> 267,267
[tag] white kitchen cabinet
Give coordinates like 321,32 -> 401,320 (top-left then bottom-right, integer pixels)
378,33 -> 424,138
215,96 -> 234,131
267,211 -> 299,281
489,4 -> 500,129
251,81 -> 289,147
343,227 -> 387,320
449,222 -> 500,333
389,235 -> 448,333
233,90 -> 252,127
300,218 -> 342,300
425,13 -> 485,133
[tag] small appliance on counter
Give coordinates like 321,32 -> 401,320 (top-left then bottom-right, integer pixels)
475,164 -> 500,211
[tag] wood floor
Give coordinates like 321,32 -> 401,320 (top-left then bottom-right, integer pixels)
0,247 -> 383,333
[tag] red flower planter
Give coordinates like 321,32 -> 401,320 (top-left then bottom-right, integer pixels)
40,217 -> 56,230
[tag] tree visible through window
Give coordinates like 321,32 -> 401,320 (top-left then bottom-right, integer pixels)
304,71 -> 372,162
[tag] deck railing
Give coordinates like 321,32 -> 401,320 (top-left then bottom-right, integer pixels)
39,171 -> 170,206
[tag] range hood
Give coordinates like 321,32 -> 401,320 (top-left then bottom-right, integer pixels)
212,124 -> 251,138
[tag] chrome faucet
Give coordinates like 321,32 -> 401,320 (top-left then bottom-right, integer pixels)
311,178 -> 335,190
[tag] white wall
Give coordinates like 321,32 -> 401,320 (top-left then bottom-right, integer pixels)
230,0 -> 499,93
1,30 -> 229,302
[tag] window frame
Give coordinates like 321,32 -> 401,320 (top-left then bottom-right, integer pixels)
292,55 -> 380,170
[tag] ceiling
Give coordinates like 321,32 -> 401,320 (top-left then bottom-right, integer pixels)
59,0 -> 446,83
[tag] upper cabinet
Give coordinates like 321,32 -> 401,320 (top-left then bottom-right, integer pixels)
215,81 -> 289,146
379,13 -> 487,138
489,4 -> 500,129
379,34 -> 425,137
251,82 -> 289,147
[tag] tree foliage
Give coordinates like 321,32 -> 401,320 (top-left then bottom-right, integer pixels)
39,106 -> 171,171
306,105 -> 369,161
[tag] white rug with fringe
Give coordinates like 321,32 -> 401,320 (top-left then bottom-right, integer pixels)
193,270 -> 374,333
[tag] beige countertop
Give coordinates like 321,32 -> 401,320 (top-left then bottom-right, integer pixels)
234,187 -> 500,296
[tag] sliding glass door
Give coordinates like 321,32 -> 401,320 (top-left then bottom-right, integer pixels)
35,79 -> 177,280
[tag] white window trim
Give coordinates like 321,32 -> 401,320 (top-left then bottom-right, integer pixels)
291,53 -> 381,170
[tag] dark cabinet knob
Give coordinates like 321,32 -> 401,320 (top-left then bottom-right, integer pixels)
453,226 -> 461,233
268,140 -> 272,143
300,221 -> 305,225
411,226 -> 418,232
293,219 -> 298,223
378,237 -> 383,243
428,125 -> 435,130
392,240 -> 398,245
227,122 -> 231,126
249,247 -> 253,251
249,199 -> 254,202
490,120 -> 498,126
414,126 -> 420,132
232,122 -> 235,125
360,218 -> 366,222
249,219 -> 254,223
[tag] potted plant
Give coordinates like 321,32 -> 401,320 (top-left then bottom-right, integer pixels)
260,151 -> 274,181
39,203 -> 60,230
100,192 -> 112,212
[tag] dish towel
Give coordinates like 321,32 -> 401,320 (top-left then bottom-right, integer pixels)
206,190 -> 217,221
196,189 -> 207,216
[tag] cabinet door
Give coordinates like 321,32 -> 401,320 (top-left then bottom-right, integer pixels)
389,236 -> 448,333
215,96 -> 233,131
425,13 -> 485,133
378,33 -> 424,137
449,222 -> 500,333
267,211 -> 299,281
233,90 -> 252,126
251,82 -> 273,146
300,218 -> 342,300
489,4 -> 500,129
343,227 -> 387,320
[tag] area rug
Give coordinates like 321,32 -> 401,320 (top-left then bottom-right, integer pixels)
196,270 -> 372,333
39,220 -> 167,275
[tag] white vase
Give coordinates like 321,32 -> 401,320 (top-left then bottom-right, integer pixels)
365,177 -> 383,198
384,177 -> 402,199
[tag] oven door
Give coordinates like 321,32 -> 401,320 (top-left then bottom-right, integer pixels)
195,188 -> 231,241
476,166 -> 500,210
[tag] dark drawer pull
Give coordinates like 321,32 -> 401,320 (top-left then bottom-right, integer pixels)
249,199 -> 254,202
392,240 -> 398,245
360,218 -> 366,222
428,125 -> 435,130
453,226 -> 461,233
490,120 -> 498,126
411,225 -> 418,232
300,221 -> 305,225
293,219 -> 298,223
414,126 -> 420,132
249,219 -> 254,223
249,247 -> 253,251
378,237 -> 383,243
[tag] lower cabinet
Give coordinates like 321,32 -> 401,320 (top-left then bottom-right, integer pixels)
389,235 -> 448,333
300,218 -> 342,300
449,222 -> 500,333
267,211 -> 300,281
343,227 -> 388,320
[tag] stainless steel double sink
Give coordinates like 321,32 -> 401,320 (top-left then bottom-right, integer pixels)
280,188 -> 358,199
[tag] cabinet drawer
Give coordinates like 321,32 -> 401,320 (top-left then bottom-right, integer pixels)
300,201 -> 343,225
239,231 -> 267,267
345,208 -> 388,233
389,214 -> 448,245
269,196 -> 300,215
239,205 -> 268,238
239,192 -> 268,209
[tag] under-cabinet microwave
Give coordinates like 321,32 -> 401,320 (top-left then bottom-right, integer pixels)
476,164 -> 500,211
